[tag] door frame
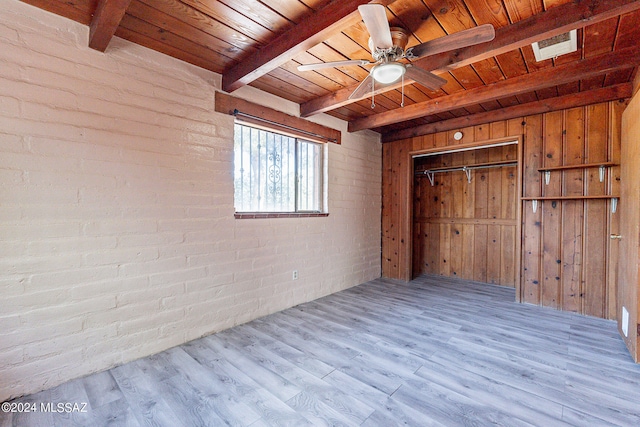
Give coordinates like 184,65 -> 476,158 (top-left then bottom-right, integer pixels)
404,136 -> 523,296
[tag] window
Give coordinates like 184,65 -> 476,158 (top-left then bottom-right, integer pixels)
234,123 -> 324,213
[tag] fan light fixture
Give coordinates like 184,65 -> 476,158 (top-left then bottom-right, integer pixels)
296,5 -> 496,106
371,62 -> 405,84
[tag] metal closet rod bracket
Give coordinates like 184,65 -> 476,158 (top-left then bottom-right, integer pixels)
463,167 -> 471,184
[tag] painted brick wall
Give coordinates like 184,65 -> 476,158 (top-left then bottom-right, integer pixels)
0,0 -> 381,401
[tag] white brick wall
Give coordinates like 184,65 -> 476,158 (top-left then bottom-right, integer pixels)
0,0 -> 382,401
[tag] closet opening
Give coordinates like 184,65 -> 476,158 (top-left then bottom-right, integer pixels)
411,139 -> 521,289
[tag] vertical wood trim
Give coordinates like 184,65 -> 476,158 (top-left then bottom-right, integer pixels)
391,141 -> 401,278
541,111 -> 563,309
561,108 -> 585,313
606,102 -> 614,319
608,100 -> 624,319
583,104 -> 609,317
403,141 -> 413,281
382,144 -> 392,277
559,110 -> 567,311
521,115 -> 543,304
514,133 -> 523,301
581,109 -> 589,315
509,118 -> 524,299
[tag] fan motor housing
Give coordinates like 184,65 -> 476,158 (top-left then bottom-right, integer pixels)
390,28 -> 409,51
369,27 -> 409,61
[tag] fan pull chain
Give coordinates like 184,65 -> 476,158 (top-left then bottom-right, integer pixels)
401,73 -> 405,107
371,78 -> 375,109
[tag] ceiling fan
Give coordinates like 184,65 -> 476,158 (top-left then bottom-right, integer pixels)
298,4 -> 495,105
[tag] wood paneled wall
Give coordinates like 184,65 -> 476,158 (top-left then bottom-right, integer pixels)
382,139 -> 412,281
520,103 -> 623,319
413,144 -> 518,286
383,101 -> 625,319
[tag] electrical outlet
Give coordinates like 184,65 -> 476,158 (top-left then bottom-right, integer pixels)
292,270 -> 298,280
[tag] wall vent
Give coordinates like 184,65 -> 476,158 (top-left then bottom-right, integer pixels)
531,30 -> 577,61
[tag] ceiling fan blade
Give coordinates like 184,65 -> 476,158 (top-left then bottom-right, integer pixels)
404,65 -> 447,90
349,74 -> 375,100
349,74 -> 399,101
298,59 -> 371,72
358,4 -> 393,50
408,24 -> 495,59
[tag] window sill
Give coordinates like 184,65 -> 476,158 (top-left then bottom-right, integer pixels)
235,212 -> 329,219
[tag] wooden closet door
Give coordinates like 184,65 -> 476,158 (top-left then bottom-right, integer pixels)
618,94 -> 640,361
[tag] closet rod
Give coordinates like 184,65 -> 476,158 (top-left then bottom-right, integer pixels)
415,161 -> 517,186
414,161 -> 517,176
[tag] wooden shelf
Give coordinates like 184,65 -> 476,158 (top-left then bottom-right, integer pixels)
522,195 -> 620,213
521,195 -> 619,200
537,162 -> 618,172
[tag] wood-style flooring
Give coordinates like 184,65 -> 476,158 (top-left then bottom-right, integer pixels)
3,275 -> 640,426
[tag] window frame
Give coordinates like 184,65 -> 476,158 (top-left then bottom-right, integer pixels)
233,121 -> 328,218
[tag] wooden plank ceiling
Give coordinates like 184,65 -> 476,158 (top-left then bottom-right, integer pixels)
20,0 -> 640,139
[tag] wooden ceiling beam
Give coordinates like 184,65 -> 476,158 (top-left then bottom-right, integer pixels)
348,46 -> 640,132
381,83 -> 632,142
89,0 -> 133,52
300,0 -> 640,117
222,0 -> 396,93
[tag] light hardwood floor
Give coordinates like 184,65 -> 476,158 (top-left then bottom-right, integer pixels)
3,275 -> 640,426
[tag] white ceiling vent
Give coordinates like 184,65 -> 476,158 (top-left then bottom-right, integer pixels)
531,29 -> 577,61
